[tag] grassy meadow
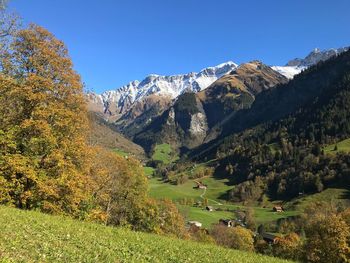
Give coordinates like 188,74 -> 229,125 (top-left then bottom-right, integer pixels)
0,206 -> 292,263
149,177 -> 299,228
152,143 -> 179,164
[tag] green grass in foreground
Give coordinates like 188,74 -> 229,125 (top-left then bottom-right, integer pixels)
323,138 -> 350,154
152,143 -> 178,164
0,206 -> 292,263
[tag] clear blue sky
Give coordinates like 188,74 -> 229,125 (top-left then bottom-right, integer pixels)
9,0 -> 350,93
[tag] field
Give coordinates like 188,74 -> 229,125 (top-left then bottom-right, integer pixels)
0,206 -> 292,263
149,177 -> 231,203
323,138 -> 350,154
178,205 -> 234,228
152,143 -> 179,164
149,177 -> 298,228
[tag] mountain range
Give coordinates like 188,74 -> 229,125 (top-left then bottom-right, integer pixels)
88,47 -> 349,153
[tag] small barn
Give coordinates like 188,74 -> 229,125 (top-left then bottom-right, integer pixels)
194,181 -> 207,189
273,206 -> 283,212
188,221 -> 202,228
261,233 -> 279,244
206,206 -> 214,212
219,219 -> 234,227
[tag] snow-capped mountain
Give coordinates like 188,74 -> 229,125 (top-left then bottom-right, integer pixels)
91,61 -> 238,117
272,47 -> 349,79
287,47 -> 349,67
88,47 -> 350,120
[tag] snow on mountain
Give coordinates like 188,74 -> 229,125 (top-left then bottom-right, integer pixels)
287,47 -> 349,67
97,61 -> 238,116
271,47 -> 349,79
89,47 -> 350,118
271,66 -> 305,79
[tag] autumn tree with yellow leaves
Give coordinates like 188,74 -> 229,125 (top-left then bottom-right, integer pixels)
0,24 -> 90,215
302,202 -> 350,263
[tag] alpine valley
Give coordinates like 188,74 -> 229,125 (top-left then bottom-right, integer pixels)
4,2 -> 350,262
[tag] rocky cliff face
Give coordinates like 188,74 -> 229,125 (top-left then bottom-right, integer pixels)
133,93 -> 209,151
118,94 -> 173,138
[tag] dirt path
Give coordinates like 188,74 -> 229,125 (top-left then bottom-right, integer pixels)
196,183 -> 223,206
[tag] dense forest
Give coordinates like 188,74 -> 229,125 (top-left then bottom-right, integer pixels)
190,50 -> 350,202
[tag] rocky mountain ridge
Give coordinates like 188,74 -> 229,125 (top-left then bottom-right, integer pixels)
88,61 -> 238,120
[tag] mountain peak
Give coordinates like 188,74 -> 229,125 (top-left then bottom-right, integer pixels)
286,47 -> 349,67
94,61 -> 238,119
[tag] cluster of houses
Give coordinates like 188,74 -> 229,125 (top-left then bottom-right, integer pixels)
187,205 -> 285,244
187,218 -> 279,243
188,218 -> 280,244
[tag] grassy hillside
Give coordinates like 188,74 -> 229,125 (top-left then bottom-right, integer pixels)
152,143 -> 179,164
143,166 -> 155,177
88,112 -> 145,159
149,177 -> 230,203
0,206 -> 292,263
178,205 -> 233,228
288,187 -> 350,210
323,138 -> 350,154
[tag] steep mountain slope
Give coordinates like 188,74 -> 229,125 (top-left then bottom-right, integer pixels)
88,112 -> 145,159
115,94 -> 173,138
199,61 -> 288,129
87,47 -> 349,154
190,49 -> 350,202
222,50 -> 350,137
133,92 -> 208,152
134,62 -> 288,152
